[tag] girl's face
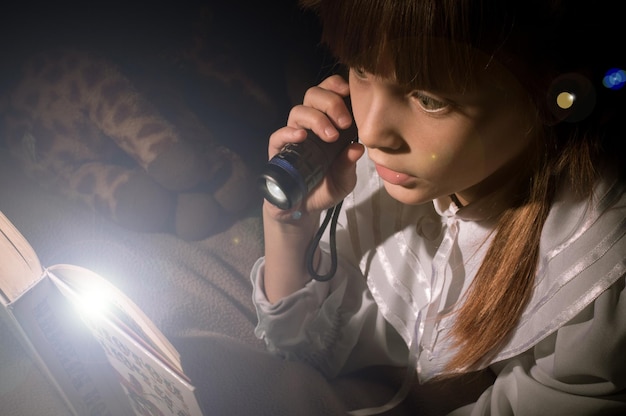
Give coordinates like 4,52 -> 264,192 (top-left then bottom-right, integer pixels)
349,65 -> 538,206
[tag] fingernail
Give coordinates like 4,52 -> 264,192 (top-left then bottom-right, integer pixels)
338,116 -> 350,128
325,126 -> 337,138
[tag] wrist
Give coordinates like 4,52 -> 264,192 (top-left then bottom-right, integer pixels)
262,201 -> 322,303
262,200 -> 320,227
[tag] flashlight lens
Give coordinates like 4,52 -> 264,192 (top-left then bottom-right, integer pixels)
266,179 -> 287,204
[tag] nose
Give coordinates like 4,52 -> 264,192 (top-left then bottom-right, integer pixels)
354,92 -> 403,151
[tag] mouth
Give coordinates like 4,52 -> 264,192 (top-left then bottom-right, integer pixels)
374,163 -> 414,186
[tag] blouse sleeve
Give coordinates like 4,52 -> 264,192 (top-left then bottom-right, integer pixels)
251,254 -> 408,378
449,276 -> 626,416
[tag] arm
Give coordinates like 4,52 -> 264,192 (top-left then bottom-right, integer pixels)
252,252 -> 409,378
261,75 -> 364,303
262,202 -> 322,302
254,75 -> 404,378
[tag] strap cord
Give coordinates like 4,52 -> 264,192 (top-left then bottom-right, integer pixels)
305,200 -> 343,281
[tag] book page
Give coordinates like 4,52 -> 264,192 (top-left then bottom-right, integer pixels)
0,211 -> 43,301
7,275 -> 137,416
46,264 -> 182,374
48,267 -> 203,416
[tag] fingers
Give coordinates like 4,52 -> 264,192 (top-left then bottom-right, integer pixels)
265,74 -> 359,214
328,142 -> 365,195
268,126 -> 307,159
305,75 -> 351,127
287,75 -> 352,144
317,73 -> 351,95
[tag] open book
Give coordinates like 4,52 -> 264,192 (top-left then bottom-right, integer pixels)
0,211 -> 204,416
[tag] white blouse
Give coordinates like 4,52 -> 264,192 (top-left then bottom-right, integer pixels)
251,152 -> 626,415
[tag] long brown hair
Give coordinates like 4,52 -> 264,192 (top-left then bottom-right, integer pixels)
300,0 -> 623,373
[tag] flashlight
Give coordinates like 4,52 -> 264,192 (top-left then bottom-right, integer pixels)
259,120 -> 358,210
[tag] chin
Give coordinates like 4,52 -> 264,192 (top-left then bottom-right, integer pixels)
383,183 -> 435,206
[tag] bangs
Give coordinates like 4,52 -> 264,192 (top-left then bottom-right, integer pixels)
303,0 -> 516,93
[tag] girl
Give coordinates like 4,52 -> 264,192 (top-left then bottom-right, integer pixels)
252,0 -> 625,414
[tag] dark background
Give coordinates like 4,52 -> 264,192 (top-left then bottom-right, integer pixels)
0,0 -> 336,174
0,0 -> 328,82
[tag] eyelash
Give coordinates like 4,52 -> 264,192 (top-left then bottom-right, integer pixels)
352,67 -> 368,79
411,91 -> 449,113
351,67 -> 449,113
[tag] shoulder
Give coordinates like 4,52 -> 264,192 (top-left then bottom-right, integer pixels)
541,169 -> 625,255
494,172 -> 625,362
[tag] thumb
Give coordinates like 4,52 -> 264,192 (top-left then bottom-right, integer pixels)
331,142 -> 365,196
345,142 -> 365,163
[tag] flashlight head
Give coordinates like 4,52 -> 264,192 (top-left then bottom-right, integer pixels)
258,158 -> 306,210
259,103 -> 358,210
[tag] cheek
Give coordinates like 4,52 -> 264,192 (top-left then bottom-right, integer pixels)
476,106 -> 533,169
453,105 -> 532,178
414,121 -> 488,179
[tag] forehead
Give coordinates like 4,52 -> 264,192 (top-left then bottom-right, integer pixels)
351,37 -> 523,97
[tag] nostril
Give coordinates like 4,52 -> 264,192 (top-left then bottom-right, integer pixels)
363,138 -> 409,154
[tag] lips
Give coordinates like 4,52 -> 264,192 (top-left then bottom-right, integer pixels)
374,163 -> 413,185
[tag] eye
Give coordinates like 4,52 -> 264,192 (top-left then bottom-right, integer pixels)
411,91 -> 448,113
351,66 -> 368,79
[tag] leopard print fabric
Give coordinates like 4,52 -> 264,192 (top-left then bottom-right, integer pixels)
1,48 -> 258,240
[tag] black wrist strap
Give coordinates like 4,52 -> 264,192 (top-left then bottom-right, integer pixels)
305,200 -> 343,281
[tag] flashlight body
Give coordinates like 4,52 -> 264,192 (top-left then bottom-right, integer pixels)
259,123 -> 358,210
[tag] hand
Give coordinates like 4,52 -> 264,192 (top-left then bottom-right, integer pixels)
266,75 -> 365,220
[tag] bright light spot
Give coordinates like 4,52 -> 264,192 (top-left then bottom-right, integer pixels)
232,236 -> 241,245
266,180 -> 287,204
556,92 -> 575,109
430,153 -> 438,160
75,287 -> 110,320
